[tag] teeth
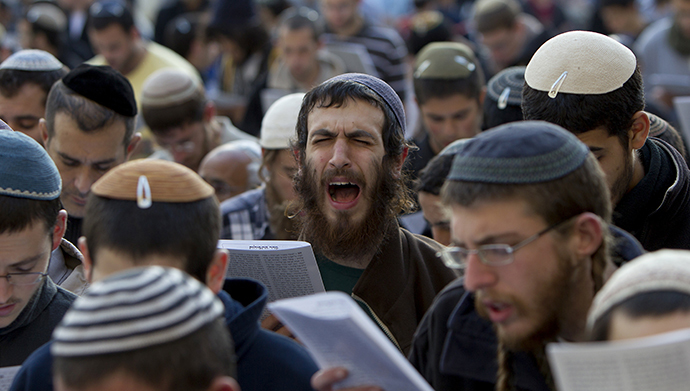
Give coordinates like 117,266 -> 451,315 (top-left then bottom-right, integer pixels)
330,182 -> 356,186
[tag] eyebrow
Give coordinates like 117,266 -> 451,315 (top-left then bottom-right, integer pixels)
588,146 -> 604,153
453,232 -> 523,248
309,129 -> 377,141
57,151 -> 118,166
10,253 -> 46,269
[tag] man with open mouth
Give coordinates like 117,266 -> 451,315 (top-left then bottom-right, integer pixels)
292,73 -> 456,356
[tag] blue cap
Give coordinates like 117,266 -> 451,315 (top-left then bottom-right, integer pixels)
0,128 -> 61,200
327,73 -> 406,137
448,121 -> 589,184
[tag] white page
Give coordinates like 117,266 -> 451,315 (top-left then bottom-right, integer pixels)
0,366 -> 20,391
269,291 -> 434,391
548,327 -> 690,391
218,240 -> 325,303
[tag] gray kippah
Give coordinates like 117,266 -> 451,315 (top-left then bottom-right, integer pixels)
486,66 -> 525,109
51,266 -> 224,357
0,49 -> 64,71
414,42 -> 478,79
448,121 -> 589,184
140,68 -> 201,108
326,73 -> 406,136
0,129 -> 61,200
588,250 -> 690,332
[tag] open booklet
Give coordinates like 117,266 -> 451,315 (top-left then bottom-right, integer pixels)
268,291 -> 434,391
0,366 -> 20,391
218,240 -> 325,304
547,327 -> 690,391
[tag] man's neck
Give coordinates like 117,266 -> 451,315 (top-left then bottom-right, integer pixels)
628,148 -> 646,193
295,62 -> 321,90
120,41 -> 147,76
324,248 -> 377,269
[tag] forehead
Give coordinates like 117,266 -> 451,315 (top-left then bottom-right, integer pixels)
90,23 -> 130,41
280,26 -> 316,43
307,98 -> 385,134
420,94 -> 479,112
449,197 -> 541,239
0,222 -> 51,267
0,83 -> 47,106
49,112 -> 127,153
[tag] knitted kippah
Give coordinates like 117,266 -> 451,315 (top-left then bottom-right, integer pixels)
140,68 -> 201,108
587,250 -> 690,331
0,129 -> 61,200
525,31 -> 636,98
63,64 -> 137,117
261,93 -> 304,149
327,73 -> 406,136
91,159 -> 213,208
439,138 -> 471,156
414,42 -> 477,79
486,66 -> 525,110
51,266 -> 224,357
0,49 -> 64,71
26,2 -> 67,32
448,121 -> 589,184
648,112 -> 672,137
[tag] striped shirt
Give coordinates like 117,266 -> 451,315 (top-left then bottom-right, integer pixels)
220,186 -> 272,240
323,21 -> 408,101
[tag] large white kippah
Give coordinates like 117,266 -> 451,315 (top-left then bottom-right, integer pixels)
587,250 -> 690,331
51,266 -> 224,357
525,30 -> 637,97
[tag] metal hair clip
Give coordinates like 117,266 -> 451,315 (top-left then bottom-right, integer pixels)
498,87 -> 510,110
548,71 -> 568,99
137,175 -> 152,209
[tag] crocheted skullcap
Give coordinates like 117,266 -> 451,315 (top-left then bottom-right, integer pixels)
525,31 -> 636,98
0,128 -> 61,200
0,49 -> 64,71
326,73 -> 406,136
51,266 -> 224,357
486,66 -> 525,110
447,121 -> 589,184
140,68 -> 201,108
588,250 -> 690,331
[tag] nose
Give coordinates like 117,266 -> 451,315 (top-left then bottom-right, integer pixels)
74,167 -> 94,195
463,252 -> 498,292
0,277 -> 13,303
328,138 -> 351,169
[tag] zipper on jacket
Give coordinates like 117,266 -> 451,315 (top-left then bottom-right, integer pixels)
351,293 -> 403,353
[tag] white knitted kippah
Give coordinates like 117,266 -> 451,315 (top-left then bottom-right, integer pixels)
0,49 -> 64,71
51,266 -> 224,357
525,31 -> 636,98
587,250 -> 690,331
260,93 -> 304,149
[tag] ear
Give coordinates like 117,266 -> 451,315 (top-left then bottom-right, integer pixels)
206,376 -> 241,391
78,236 -> 94,283
204,101 -> 217,123
569,212 -> 603,260
126,132 -> 142,158
293,147 -> 301,166
391,146 -> 408,179
206,249 -> 228,294
629,111 -> 649,150
40,118 -> 50,146
478,86 -> 487,107
52,210 -> 68,251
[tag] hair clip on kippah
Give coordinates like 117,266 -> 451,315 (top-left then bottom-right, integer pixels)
548,71 -> 568,99
498,87 -> 510,109
137,175 -> 152,209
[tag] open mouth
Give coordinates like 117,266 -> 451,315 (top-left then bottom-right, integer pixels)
328,181 -> 361,203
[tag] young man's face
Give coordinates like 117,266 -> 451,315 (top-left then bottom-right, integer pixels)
600,4 -> 636,34
89,24 -> 138,74
418,191 -> 450,246
153,121 -> 208,172
480,26 -> 521,70
278,26 -> 320,84
321,0 -> 359,34
0,83 -> 46,144
419,94 -> 481,154
0,222 -> 54,328
266,148 -> 298,204
304,98 -> 388,228
453,198 -> 576,350
576,127 -> 633,206
43,113 -> 131,218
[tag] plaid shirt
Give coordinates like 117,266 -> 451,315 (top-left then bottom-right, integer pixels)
220,186 -> 271,240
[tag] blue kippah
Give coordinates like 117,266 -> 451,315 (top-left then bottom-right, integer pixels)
326,73 -> 406,137
448,121 -> 589,184
0,129 -> 61,200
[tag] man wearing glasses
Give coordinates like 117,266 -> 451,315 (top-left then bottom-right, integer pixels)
0,129 -> 76,368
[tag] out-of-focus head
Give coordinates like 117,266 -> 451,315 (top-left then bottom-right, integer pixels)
199,141 -> 262,202
320,0 -> 360,34
473,0 -> 523,68
87,0 -> 140,74
589,250 -> 690,341
276,7 -> 323,84
52,266 -> 238,391
20,2 -> 67,56
207,0 -> 268,63
0,49 -> 68,143
0,128 -> 64,329
406,10 -> 451,56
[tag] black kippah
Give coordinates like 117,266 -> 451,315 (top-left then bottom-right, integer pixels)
62,64 -> 137,117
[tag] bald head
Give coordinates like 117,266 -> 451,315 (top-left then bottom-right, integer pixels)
199,141 -> 261,202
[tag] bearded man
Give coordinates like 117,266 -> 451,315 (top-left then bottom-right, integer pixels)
292,73 -> 456,355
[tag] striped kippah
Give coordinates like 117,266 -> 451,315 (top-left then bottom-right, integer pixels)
51,266 -> 224,357
0,129 -> 61,200
448,121 -> 589,184
486,66 -> 525,110
326,73 -> 406,137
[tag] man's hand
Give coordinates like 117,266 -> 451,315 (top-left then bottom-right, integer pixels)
311,367 -> 383,391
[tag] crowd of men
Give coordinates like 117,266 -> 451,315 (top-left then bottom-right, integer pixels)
4,0 -> 690,390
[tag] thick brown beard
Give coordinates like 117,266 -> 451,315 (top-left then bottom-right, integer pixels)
293,156 -> 400,264
265,178 -> 299,240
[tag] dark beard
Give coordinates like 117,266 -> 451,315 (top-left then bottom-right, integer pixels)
293,157 -> 399,264
265,179 -> 299,240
